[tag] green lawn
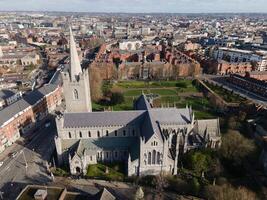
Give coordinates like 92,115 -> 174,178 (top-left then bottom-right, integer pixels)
94,80 -> 218,119
123,88 -> 177,97
115,79 -> 195,89
86,163 -> 125,181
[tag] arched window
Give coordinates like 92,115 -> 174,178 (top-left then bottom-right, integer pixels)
88,131 -> 91,137
68,132 -> 71,138
79,131 -> 82,138
132,129 -> 135,136
152,150 -> 156,164
123,130 -> 126,136
157,152 -> 161,164
106,130 -> 109,136
115,130 -> 117,136
97,131 -> 100,137
73,89 -> 79,100
148,152 -> 151,165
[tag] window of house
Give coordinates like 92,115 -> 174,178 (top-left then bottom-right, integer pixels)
152,150 -> 156,165
106,130 -> 109,136
69,132 -> 71,138
73,89 -> 79,100
115,151 -> 118,158
106,152 -> 109,158
79,131 -> 82,138
88,131 -> 91,137
148,152 -> 151,165
90,156 -> 92,161
132,129 -> 135,136
97,131 -> 100,137
115,130 -> 117,136
123,130 -> 126,136
157,152 -> 160,164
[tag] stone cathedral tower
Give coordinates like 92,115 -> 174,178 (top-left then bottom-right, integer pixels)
62,28 -> 92,113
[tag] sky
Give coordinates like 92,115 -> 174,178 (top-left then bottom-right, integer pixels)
0,0 -> 266,13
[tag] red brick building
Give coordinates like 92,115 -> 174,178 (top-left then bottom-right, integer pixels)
0,82 -> 62,153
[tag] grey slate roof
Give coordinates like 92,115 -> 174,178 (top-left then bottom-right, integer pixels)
62,94 -> 193,144
0,89 -> 15,100
134,94 -> 152,110
150,108 -> 192,125
63,111 -> 145,128
75,137 -> 139,161
0,82 -> 58,127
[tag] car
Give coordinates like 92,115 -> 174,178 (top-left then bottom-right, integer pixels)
0,161 -> 3,167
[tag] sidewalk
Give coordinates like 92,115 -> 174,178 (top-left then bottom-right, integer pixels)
53,177 -> 131,189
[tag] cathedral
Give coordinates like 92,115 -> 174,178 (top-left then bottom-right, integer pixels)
54,28 -> 221,176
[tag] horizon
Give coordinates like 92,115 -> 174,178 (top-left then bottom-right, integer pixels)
0,0 -> 266,13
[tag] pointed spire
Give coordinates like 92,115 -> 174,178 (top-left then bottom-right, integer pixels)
69,27 -> 82,81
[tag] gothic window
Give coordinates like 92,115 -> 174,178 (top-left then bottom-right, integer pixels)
69,132 -> 71,138
97,131 -> 100,137
132,129 -> 135,136
148,152 -> 151,165
157,152 -> 160,164
106,152 -> 109,158
123,130 -> 126,136
90,156 -> 92,161
152,150 -> 156,164
73,89 -> 79,100
115,130 -> 117,136
88,131 -> 91,137
106,130 -> 109,136
79,131 -> 82,138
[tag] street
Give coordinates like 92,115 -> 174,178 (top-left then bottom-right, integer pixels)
0,119 -> 56,200
200,74 -> 267,107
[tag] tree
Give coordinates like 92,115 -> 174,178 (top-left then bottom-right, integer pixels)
220,130 -> 256,167
110,92 -> 124,105
203,184 -> 258,200
184,150 -> 214,176
89,67 -> 103,101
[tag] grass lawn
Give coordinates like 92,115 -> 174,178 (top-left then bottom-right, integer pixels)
115,79 -> 195,89
94,80 -> 218,119
123,88 -> 177,97
86,163 -> 125,181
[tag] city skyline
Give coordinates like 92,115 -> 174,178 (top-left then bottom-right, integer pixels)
0,0 -> 266,13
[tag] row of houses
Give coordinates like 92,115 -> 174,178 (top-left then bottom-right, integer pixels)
0,70 -> 62,153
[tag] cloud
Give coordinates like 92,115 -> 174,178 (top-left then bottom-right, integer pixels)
0,0 -> 266,13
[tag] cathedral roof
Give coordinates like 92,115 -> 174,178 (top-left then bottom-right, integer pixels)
63,110 -> 145,128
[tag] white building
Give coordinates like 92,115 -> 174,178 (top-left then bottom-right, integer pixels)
213,47 -> 267,71
119,40 -> 143,51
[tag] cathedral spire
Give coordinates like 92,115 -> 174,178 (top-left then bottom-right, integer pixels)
69,27 -> 82,81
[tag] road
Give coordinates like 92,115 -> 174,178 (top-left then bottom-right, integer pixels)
0,120 -> 57,200
200,74 -> 267,107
